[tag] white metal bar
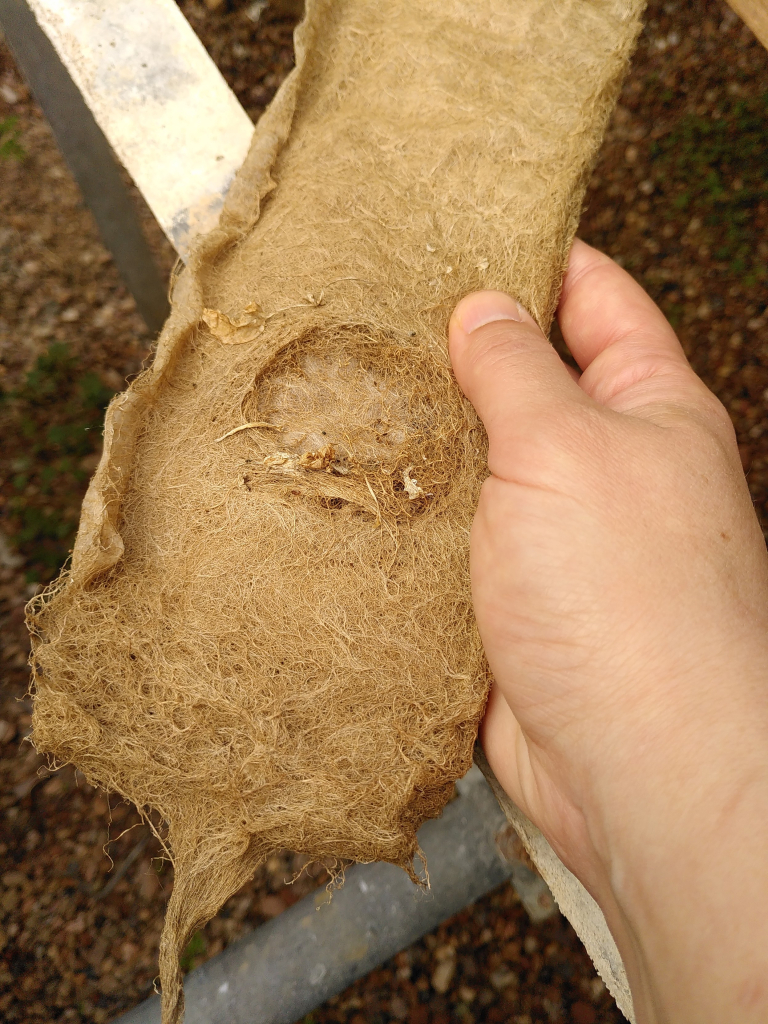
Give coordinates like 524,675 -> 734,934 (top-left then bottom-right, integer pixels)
114,770 -> 538,1024
26,0 -> 255,259
0,0 -> 170,331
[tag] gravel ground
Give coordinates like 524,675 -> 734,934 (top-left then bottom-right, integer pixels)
1,1 -> 766,1022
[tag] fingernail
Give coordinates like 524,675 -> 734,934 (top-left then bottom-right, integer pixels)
456,292 -> 524,335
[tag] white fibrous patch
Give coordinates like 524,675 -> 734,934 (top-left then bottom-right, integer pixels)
402,466 -> 424,499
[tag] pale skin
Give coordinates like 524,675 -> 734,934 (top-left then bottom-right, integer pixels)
448,239 -> 768,1024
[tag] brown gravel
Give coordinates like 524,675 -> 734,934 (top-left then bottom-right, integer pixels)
1,1 -> 767,1023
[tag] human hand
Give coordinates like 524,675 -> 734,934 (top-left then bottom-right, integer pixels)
448,240 -> 768,1024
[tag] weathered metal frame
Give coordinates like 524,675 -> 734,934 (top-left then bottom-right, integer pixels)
0,0 -> 170,334
115,768 -> 555,1024
23,0 -> 254,259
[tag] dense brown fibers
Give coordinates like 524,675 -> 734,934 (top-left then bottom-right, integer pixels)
27,2 -> 645,1020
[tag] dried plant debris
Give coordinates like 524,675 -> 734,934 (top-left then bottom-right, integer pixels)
27,1 -> 643,1021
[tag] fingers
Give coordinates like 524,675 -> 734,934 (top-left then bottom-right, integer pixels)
448,291 -> 586,478
559,240 -> 696,413
450,246 -> 724,459
560,239 -> 683,369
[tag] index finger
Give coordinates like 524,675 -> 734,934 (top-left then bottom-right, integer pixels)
559,240 -> 691,409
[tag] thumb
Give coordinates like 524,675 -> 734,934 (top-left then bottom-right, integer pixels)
448,291 -> 585,476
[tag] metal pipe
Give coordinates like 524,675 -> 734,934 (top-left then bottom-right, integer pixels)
0,0 -> 170,334
22,0 -> 255,259
114,769 -> 552,1024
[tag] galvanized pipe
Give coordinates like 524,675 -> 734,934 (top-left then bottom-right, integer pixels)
114,769 -> 552,1024
0,0 -> 170,334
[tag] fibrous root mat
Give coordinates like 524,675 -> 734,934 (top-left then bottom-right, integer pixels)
28,2 -> 644,1020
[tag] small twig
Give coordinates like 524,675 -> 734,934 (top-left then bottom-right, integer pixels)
214,421 -> 279,443
364,476 -> 380,519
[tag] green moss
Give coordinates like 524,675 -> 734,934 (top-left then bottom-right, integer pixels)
180,932 -> 206,971
661,302 -> 683,329
651,92 -> 768,284
0,343 -> 116,580
0,116 -> 25,161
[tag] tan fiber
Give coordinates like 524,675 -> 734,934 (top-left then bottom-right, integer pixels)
28,2 -> 644,1021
